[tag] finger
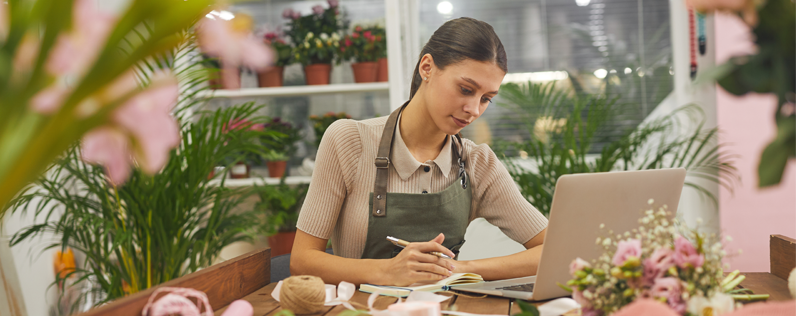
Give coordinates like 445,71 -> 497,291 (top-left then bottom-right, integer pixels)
430,233 -> 445,244
411,241 -> 455,258
412,262 -> 453,277
410,251 -> 445,264
411,271 -> 448,283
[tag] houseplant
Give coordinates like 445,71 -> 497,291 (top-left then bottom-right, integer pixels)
495,81 -> 738,217
8,103 -> 270,310
310,112 -> 352,148
259,29 -> 293,87
224,118 -> 266,178
262,117 -> 302,178
255,180 -> 310,257
691,0 -> 795,187
340,24 -> 385,83
283,0 -> 347,85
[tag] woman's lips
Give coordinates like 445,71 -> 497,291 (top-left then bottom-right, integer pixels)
452,116 -> 469,128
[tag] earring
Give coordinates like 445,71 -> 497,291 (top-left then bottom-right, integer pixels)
423,77 -> 427,81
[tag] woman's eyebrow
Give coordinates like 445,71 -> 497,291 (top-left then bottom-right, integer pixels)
462,77 -> 499,95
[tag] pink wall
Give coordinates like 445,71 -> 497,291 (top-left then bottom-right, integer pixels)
715,13 -> 796,272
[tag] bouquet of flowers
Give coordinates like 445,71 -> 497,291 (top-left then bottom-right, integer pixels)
566,200 -> 755,316
339,24 -> 386,63
310,112 -> 351,148
283,0 -> 348,65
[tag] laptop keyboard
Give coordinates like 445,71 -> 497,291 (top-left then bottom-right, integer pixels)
497,283 -> 535,292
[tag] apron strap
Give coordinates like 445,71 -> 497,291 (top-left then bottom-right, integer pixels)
372,102 -> 467,217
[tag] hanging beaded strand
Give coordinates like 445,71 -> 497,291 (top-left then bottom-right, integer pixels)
688,7 -> 698,79
697,12 -> 706,55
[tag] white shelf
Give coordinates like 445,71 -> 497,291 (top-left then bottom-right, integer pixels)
208,176 -> 312,187
197,82 -> 390,99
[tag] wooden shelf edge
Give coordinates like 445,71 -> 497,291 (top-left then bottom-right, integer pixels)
208,176 -> 312,187
196,82 -> 389,98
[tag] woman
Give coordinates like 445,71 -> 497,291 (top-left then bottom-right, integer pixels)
291,17 -> 548,287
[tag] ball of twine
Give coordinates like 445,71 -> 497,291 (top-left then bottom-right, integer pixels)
279,275 -> 327,314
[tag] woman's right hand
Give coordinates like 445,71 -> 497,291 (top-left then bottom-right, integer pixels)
378,233 -> 457,286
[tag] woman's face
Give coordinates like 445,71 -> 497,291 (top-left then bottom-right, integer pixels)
422,57 -> 505,135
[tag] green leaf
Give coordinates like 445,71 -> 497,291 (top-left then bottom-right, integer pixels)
515,300 -> 540,316
758,115 -> 796,187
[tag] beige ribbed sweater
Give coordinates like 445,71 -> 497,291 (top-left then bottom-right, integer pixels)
296,116 -> 549,259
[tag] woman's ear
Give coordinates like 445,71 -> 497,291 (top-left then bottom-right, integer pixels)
418,53 -> 435,80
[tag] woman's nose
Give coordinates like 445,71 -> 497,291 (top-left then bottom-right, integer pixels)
462,98 -> 480,117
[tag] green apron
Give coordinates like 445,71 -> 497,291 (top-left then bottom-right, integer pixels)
361,103 -> 472,260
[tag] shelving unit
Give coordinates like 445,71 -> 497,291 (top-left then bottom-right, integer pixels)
196,82 -> 390,99
208,176 -> 312,187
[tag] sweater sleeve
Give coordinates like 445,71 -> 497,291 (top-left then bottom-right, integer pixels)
296,119 -> 361,239
469,143 -> 549,245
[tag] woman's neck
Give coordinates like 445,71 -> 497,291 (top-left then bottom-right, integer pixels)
399,97 -> 448,163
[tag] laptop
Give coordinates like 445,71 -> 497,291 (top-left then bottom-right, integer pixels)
451,168 -> 686,301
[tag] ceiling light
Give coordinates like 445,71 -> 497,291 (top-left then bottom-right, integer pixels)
594,69 -> 607,79
437,1 -> 453,15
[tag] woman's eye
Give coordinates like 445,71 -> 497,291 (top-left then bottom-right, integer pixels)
460,87 -> 472,95
481,97 -> 492,104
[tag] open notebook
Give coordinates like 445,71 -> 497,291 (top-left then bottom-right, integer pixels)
359,273 -> 484,297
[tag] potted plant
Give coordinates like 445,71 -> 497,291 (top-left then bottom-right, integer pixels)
283,0 -> 348,85
309,111 -> 352,148
255,180 -> 310,257
371,24 -> 388,82
259,29 -> 293,87
340,24 -> 386,83
261,117 -> 301,178
201,55 -> 241,89
224,118 -> 266,178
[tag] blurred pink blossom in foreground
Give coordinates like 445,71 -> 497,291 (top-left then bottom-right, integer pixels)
196,17 -> 274,71
82,72 -> 181,184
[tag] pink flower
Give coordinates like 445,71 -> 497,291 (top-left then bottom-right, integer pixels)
264,32 -> 277,40
612,239 -> 642,266
642,247 -> 675,286
355,26 -> 363,32
196,17 -> 274,71
570,258 -> 591,275
46,0 -> 116,77
580,307 -> 601,316
312,5 -> 324,15
673,236 -> 704,269
282,8 -> 295,19
327,0 -> 339,8
292,11 -> 301,20
364,31 -> 372,39
650,277 -> 686,314
571,289 -> 592,309
31,85 -> 70,114
352,33 -> 359,39
344,37 -> 352,47
81,72 -> 181,184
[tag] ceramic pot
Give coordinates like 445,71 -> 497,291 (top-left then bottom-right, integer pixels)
351,61 -> 378,83
304,63 -> 332,85
267,160 -> 288,178
267,231 -> 297,257
376,58 -> 389,82
208,66 -> 241,89
229,162 -> 250,179
257,66 -> 284,87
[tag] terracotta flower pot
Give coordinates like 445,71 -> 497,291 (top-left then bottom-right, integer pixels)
376,58 -> 389,82
230,162 -> 250,179
304,63 -> 332,85
267,160 -> 288,178
208,66 -> 241,89
351,61 -> 378,83
267,231 -> 297,257
258,66 -> 284,87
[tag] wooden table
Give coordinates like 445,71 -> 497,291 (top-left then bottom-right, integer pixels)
78,247 -> 793,316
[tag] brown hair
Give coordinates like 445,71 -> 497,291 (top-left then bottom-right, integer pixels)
409,17 -> 508,99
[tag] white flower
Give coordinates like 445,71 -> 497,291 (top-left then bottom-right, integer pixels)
304,42 -> 310,48
602,238 -> 612,247
306,32 -> 314,39
687,293 -> 735,316
320,32 -> 329,40
331,33 -> 340,41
